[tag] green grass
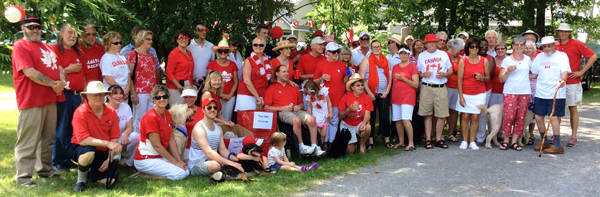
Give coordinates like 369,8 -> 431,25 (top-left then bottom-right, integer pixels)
583,83 -> 600,104
0,73 -> 403,196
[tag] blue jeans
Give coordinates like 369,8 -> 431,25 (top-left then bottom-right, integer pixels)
52,92 -> 81,166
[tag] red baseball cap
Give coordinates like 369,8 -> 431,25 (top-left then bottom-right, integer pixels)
201,97 -> 217,108
314,30 -> 324,38
242,135 -> 263,146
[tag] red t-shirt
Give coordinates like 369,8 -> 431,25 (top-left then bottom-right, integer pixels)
207,60 -> 239,95
296,53 -> 326,76
135,108 -> 173,160
71,102 -> 121,151
166,47 -> 194,89
483,55 -> 493,91
271,57 -> 295,81
12,39 -> 65,110
264,82 -> 303,107
237,58 -> 270,98
461,57 -> 486,95
491,65 -> 504,94
127,51 -> 157,94
203,90 -> 223,111
290,51 -> 305,62
52,45 -> 85,91
313,60 -> 347,105
391,63 -> 418,106
80,43 -> 104,85
337,92 -> 374,126
185,107 -> 204,149
556,39 -> 596,84
446,58 -> 460,89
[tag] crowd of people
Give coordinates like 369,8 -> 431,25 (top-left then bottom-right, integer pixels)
11,14 -> 596,191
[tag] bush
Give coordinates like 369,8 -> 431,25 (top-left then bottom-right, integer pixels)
0,44 -> 12,75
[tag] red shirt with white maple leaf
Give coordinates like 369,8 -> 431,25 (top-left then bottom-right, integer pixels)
207,60 -> 239,95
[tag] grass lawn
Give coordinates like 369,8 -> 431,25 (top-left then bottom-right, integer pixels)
583,83 -> 600,104
0,74 -> 403,196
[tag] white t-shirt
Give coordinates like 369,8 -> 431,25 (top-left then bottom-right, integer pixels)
351,47 -> 371,67
113,102 -> 133,134
188,39 -> 215,79
416,50 -> 452,85
100,53 -> 129,90
268,146 -> 285,166
501,56 -> 532,95
531,51 -> 571,99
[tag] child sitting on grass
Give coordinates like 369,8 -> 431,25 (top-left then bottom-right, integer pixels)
268,132 -> 317,172
304,81 -> 332,151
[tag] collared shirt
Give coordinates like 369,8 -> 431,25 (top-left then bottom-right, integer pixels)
556,38 -> 596,84
165,47 -> 194,90
351,47 -> 371,66
264,82 -> 303,107
487,49 -> 497,57
228,51 -> 244,80
188,39 -> 215,79
120,44 -> 160,69
386,53 -> 401,67
71,102 -> 121,151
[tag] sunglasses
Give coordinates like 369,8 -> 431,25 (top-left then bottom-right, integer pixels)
372,45 -> 382,49
480,46 -> 489,49
153,95 -> 169,100
26,26 -> 42,30
360,37 -> 370,41
496,48 -> 507,50
178,35 -> 190,41
197,28 -> 209,33
85,32 -> 97,37
328,50 -> 340,54
253,43 -> 265,47
112,42 -> 122,45
388,41 -> 397,45
205,105 -> 218,111
145,38 -> 153,41
469,45 -> 479,49
353,83 -> 364,87
353,43 -> 359,47
217,49 -> 229,54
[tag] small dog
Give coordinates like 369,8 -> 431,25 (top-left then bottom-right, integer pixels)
209,165 -> 251,183
485,104 -> 533,149
169,104 -> 195,158
327,128 -> 352,158
209,144 -> 269,183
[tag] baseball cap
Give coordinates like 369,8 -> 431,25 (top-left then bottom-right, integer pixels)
287,35 -> 297,40
359,31 -> 370,38
22,15 -> 41,26
314,30 -> 324,37
311,37 -> 326,45
201,97 -> 217,108
326,42 -> 341,51
242,135 -> 264,146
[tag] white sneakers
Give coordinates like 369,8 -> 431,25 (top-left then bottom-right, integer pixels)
312,146 -> 326,157
469,142 -> 479,150
459,141 -> 479,150
300,145 -> 326,157
459,141 -> 468,150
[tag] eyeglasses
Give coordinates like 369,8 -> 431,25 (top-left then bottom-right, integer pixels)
217,49 -> 229,54
388,41 -> 396,45
328,50 -> 340,54
496,48 -> 507,51
353,84 -> 364,87
360,37 -> 370,41
153,95 -> 169,100
205,105 -> 218,111
353,43 -> 359,47
480,46 -> 489,49
85,32 -> 97,37
145,38 -> 153,41
112,42 -> 122,45
197,28 -> 209,33
469,45 -> 479,49
542,45 -> 554,48
26,26 -> 42,31
513,43 -> 524,47
231,44 -> 239,48
372,45 -> 381,49
253,43 -> 265,47
178,35 -> 190,41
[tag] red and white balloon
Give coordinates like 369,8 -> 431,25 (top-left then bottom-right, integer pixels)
4,5 -> 26,23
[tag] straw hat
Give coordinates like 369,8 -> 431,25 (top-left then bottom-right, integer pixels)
346,73 -> 366,92
422,34 -> 440,44
540,36 -> 558,45
272,40 -> 297,51
521,30 -> 540,42
555,23 -> 573,32
211,39 -> 233,54
81,81 -> 110,95
385,34 -> 403,45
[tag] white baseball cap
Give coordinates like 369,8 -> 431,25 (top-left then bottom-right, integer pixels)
287,35 -> 297,40
458,32 -> 469,39
359,31 -> 370,38
326,42 -> 341,51
398,47 -> 411,54
311,37 -> 326,45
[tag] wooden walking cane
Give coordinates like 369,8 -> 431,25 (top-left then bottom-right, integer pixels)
539,85 -> 561,157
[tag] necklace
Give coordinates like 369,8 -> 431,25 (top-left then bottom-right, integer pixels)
513,54 -> 524,61
157,110 -> 167,125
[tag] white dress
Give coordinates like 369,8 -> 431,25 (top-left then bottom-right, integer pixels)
307,85 -> 330,127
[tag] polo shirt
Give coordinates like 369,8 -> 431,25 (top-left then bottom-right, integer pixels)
264,82 -> 303,107
71,102 -> 121,151
296,53 -> 326,77
313,60 -> 347,105
556,38 -> 596,84
188,39 -> 215,79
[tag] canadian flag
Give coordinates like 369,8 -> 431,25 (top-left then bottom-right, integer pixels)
213,21 -> 219,27
247,17 -> 252,24
223,31 -> 229,39
293,21 -> 300,28
277,18 -> 281,23
307,20 -> 314,28
264,21 -> 270,26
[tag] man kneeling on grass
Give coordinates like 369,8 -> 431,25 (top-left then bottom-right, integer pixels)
71,81 -> 122,191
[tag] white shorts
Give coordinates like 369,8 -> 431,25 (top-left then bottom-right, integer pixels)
455,93 -> 486,114
447,88 -> 459,110
566,83 -> 582,106
134,158 -> 190,180
234,94 -> 257,111
392,104 -> 414,121
340,120 -> 363,144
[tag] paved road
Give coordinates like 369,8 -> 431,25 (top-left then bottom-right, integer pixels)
296,105 -> 600,197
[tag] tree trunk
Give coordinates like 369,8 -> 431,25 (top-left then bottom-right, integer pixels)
437,0 -> 447,32
536,0 -> 546,37
449,0 -> 458,36
523,0 -> 536,33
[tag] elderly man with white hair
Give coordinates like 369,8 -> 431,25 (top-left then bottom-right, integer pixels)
352,31 -> 372,66
436,31 -> 448,51
296,37 -> 327,109
485,30 -> 501,57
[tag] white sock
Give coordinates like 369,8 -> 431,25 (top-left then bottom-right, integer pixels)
311,144 -> 317,147
77,169 -> 88,183
299,144 -> 304,149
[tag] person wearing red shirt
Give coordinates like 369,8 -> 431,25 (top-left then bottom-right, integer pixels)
313,42 -> 349,148
264,66 -> 326,157
166,29 -> 194,106
80,23 -> 104,85
391,46 -> 420,151
555,23 -> 598,147
134,85 -> 189,180
338,74 -> 373,154
200,71 -> 235,127
235,37 -> 271,111
444,38 -> 465,143
271,40 -> 297,83
182,86 -> 203,161
71,81 -> 122,192
476,39 -> 497,145
12,16 -> 66,187
287,35 -> 304,64
52,23 -> 86,172
208,39 -> 239,121
457,38 -> 490,151
297,37 -> 327,81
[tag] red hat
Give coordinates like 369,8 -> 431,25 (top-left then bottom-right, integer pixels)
201,97 -> 217,108
242,135 -> 263,146
314,30 -> 324,38
422,34 -> 440,44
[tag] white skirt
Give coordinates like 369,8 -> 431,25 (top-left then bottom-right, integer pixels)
455,93 -> 486,114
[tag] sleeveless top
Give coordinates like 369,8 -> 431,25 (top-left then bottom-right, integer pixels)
364,64 -> 388,93
461,56 -> 486,95
237,53 -> 270,98
188,121 -> 221,169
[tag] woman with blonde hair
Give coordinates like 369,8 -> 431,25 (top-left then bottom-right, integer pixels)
339,46 -> 357,75
100,31 -> 130,99
201,71 -> 234,127
127,30 -> 158,135
235,37 -> 271,111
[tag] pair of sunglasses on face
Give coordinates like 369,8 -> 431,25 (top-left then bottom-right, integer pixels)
26,25 -> 42,30
328,50 -> 340,54
196,28 -> 209,33
154,95 -> 169,100
178,35 -> 190,41
205,105 -> 218,111
217,49 -> 229,54
253,43 -> 265,47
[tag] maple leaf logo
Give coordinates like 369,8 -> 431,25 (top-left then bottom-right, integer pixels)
222,71 -> 232,82
40,48 -> 58,70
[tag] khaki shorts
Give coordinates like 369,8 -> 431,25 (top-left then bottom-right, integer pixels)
278,111 -> 312,125
418,84 -> 449,117
566,83 -> 582,106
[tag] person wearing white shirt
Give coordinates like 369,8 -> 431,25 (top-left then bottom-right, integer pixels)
351,31 -> 372,67
485,30 -> 500,57
416,34 -> 453,150
227,36 -> 245,81
188,23 -> 215,83
530,36 -> 570,154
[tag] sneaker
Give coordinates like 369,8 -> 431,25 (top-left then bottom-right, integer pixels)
567,138 -> 578,147
534,143 -> 552,151
469,142 -> 479,150
20,181 -> 36,188
52,164 -> 71,173
312,146 -> 326,157
549,136 -> 554,144
300,165 -> 309,172
543,146 -> 564,154
308,163 -> 319,171
299,145 -> 315,155
459,141 -> 468,150
73,182 -> 85,192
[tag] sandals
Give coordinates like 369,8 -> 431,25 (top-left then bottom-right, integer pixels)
405,146 -> 415,151
393,144 -> 405,149
527,138 -> 534,145
499,142 -> 508,150
434,141 -> 449,149
424,141 -> 433,149
447,135 -> 459,142
366,143 -> 374,150
511,143 -> 522,151
385,142 -> 394,149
